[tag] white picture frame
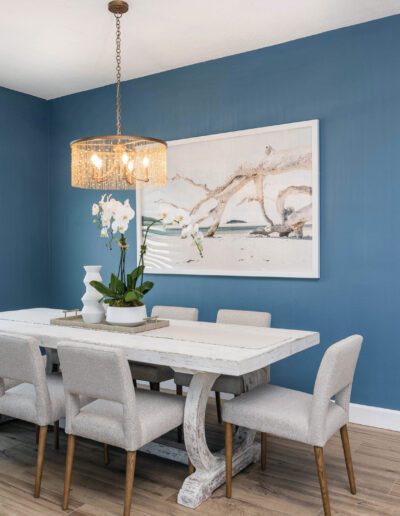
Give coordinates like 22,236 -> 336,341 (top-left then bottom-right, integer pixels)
136,119 -> 319,278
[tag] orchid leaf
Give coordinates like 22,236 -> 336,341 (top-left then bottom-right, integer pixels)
128,266 -> 144,289
124,289 -> 144,303
137,281 -> 154,295
90,281 -> 115,298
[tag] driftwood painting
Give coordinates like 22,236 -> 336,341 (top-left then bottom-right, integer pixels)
137,120 -> 319,278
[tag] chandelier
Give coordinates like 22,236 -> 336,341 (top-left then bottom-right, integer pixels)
71,1 -> 167,190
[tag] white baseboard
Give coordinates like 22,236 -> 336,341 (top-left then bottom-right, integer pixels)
139,381 -> 400,432
349,403 -> 400,432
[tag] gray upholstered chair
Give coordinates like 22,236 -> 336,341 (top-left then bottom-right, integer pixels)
174,309 -> 271,424
223,335 -> 363,516
3,352 -> 47,390
129,305 -> 199,391
0,333 -> 66,498
58,341 -> 186,516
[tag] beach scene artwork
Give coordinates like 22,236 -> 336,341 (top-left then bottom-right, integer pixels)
136,120 -> 319,278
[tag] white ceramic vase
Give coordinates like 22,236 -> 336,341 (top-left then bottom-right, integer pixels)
106,305 -> 147,326
81,265 -> 105,324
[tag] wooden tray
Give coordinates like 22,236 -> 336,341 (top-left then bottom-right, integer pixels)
50,314 -> 169,334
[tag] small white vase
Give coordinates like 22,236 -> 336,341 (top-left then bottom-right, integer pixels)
81,265 -> 105,324
106,305 -> 147,326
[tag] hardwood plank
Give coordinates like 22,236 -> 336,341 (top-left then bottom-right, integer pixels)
1,403 -> 400,515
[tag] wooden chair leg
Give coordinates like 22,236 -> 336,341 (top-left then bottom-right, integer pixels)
188,460 -> 195,475
149,382 -> 160,391
124,451 -> 137,516
314,446 -> 331,516
54,421 -> 60,450
340,425 -> 356,494
261,432 -> 267,471
104,443 -> 110,465
215,392 -> 222,423
63,435 -> 76,510
225,422 -> 233,498
34,426 -> 48,498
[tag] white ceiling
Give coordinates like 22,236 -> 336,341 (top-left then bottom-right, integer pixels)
0,0 -> 399,100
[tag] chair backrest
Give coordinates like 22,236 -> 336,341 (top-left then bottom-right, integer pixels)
309,335 -> 363,442
216,309 -> 271,328
151,305 -> 199,321
58,342 -> 135,403
58,342 -> 138,448
0,333 -> 52,424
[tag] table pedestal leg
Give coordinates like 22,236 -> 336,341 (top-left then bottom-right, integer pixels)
177,372 -> 260,508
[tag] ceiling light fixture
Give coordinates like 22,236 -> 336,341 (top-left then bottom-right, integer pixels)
71,0 -> 167,190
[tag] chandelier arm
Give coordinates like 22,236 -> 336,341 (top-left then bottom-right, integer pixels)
115,13 -> 122,136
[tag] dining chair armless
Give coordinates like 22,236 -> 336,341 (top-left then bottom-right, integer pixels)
129,305 -> 199,391
0,333 -> 66,498
58,341 -> 185,516
222,334 -> 363,516
3,351 -> 47,390
174,308 -> 271,426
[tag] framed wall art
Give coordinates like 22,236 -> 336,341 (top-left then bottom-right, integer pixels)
136,120 -> 319,278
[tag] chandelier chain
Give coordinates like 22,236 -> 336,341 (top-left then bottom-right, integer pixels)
70,1 -> 168,190
115,13 -> 122,135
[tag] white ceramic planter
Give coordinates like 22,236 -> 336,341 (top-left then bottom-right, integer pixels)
106,305 -> 147,326
81,265 -> 105,324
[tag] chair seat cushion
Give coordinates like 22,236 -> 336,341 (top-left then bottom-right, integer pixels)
0,374 -> 66,425
72,389 -> 185,450
175,372 -> 245,395
222,384 -> 347,447
129,362 -> 174,383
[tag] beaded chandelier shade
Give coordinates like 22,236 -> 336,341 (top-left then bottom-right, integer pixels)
71,1 -> 167,190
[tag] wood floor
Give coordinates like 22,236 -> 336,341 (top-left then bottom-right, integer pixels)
1,398 -> 400,515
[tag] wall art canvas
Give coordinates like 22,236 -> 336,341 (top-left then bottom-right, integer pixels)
136,120 -> 319,278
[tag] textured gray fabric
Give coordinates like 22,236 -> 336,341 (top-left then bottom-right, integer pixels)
129,362 -> 174,383
4,377 -> 23,390
173,372 -> 191,389
130,305 -> 199,384
72,390 -> 185,450
175,372 -> 245,395
58,342 -> 185,451
216,309 -> 271,327
3,355 -> 47,390
0,375 -> 66,425
151,305 -> 199,321
223,335 -> 363,447
308,335 -> 363,445
0,333 -> 65,425
175,309 -> 271,394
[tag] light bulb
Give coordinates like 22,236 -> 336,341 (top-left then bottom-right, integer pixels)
143,156 -> 150,168
90,153 -> 102,169
121,152 -> 129,165
128,160 -> 134,172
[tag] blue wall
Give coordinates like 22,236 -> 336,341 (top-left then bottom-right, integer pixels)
46,15 -> 400,410
0,87 -> 49,310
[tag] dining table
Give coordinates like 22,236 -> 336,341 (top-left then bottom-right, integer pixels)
0,308 -> 319,509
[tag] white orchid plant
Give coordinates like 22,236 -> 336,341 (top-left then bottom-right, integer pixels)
90,194 -> 153,307
90,194 -> 204,308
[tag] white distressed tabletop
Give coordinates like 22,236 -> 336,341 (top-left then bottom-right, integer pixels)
0,308 -> 319,376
